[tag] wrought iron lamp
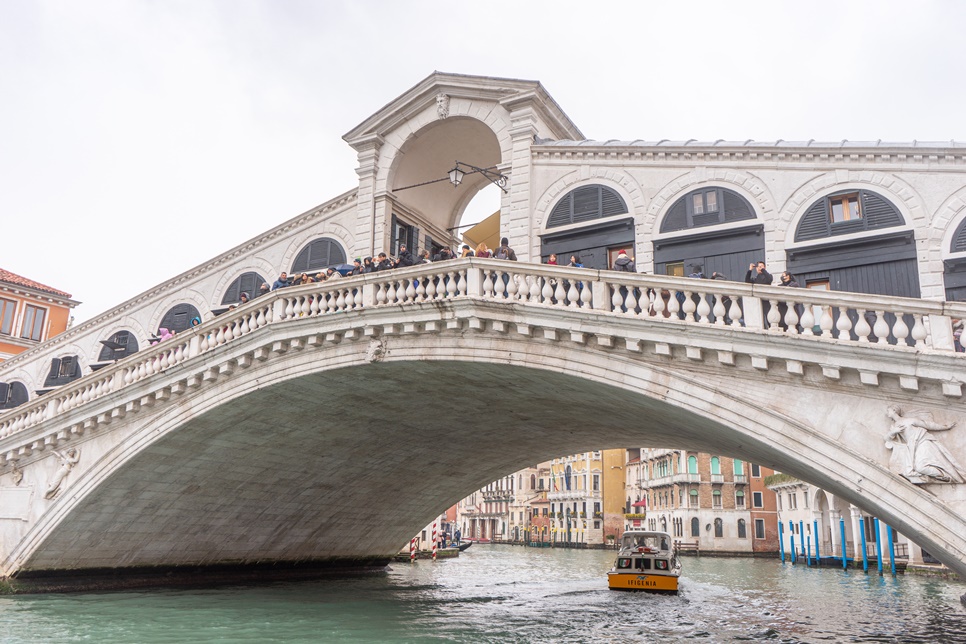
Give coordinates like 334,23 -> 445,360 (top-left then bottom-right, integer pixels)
447,161 -> 508,193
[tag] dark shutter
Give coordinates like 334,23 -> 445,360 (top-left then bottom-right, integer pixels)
0,382 -> 9,404
47,358 -> 61,384
221,272 -> 266,304
661,198 -> 689,233
662,188 -> 754,233
546,185 -> 628,229
292,238 -> 348,273
160,304 -> 202,333
862,191 -> 903,230
722,190 -> 754,223
795,200 -> 830,242
952,218 -> 966,253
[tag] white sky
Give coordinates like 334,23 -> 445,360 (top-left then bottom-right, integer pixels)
3,0 -> 966,323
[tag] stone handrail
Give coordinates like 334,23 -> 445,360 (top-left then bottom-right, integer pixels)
0,258 -> 961,441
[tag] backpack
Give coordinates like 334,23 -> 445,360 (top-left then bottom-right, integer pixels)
495,246 -> 510,260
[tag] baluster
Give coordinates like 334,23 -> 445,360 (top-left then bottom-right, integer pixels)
854,309 -> 871,343
137,361 -> 147,381
666,290 -> 680,320
766,299 -> 781,331
819,305 -> 834,338
415,278 -> 427,302
327,292 -> 337,314
386,280 -> 397,304
160,350 -> 170,369
530,275 -> 542,302
681,291 -> 697,322
426,276 -> 438,300
336,289 -> 347,311
800,303 -> 815,335
447,272 -> 458,298
199,331 -> 210,352
893,311 -> 909,346
406,279 -> 417,302
300,296 -> 311,317
124,367 -> 134,385
712,294 -> 727,326
554,280 -> 567,307
307,294 -> 318,316
624,286 -> 638,316
354,288 -> 364,309
215,327 -> 226,346
580,281 -> 593,308
911,314 -> 927,348
834,307 -> 853,340
256,307 -> 267,328
611,284 -> 623,312
482,270 -> 494,298
873,311 -> 889,345
457,270 -> 467,296
283,298 -> 295,319
567,280 -> 580,308
240,314 -> 251,335
374,283 -> 386,305
696,292 -> 711,324
174,343 -> 185,363
543,277 -> 555,305
783,300 -> 800,335
653,289 -> 666,318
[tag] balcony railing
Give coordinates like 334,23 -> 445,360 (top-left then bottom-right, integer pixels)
711,474 -> 724,483
733,474 -> 747,484
2,258 -> 960,442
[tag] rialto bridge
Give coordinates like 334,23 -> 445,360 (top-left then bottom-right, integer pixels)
0,261 -> 964,591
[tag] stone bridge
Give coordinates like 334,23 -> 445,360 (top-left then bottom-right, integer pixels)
1,259 -> 965,591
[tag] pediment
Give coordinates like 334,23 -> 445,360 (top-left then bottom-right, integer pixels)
342,71 -> 583,148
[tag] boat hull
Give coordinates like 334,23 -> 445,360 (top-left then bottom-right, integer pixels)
607,571 -> 679,593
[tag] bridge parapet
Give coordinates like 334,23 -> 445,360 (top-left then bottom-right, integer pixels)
1,258 -> 963,450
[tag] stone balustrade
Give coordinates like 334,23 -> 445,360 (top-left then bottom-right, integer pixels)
1,258 -> 962,445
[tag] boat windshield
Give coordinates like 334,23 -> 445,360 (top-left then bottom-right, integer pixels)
621,533 -> 670,551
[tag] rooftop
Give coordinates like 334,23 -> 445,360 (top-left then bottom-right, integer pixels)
0,267 -> 73,299
535,138 -> 966,150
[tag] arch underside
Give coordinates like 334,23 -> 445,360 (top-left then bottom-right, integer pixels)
11,332 -> 966,583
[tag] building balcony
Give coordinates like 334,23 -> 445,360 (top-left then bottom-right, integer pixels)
711,474 -> 724,483
733,474 -> 747,484
624,513 -> 647,519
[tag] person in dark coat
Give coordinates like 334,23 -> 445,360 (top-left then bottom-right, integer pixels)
373,252 -> 394,272
394,244 -> 414,268
779,271 -> 801,288
348,258 -> 363,276
271,272 -> 291,290
362,257 -> 374,273
745,261 -> 772,285
433,248 -> 454,262
494,237 -> 517,261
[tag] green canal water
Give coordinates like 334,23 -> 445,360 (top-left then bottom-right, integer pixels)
1,545 -> 964,642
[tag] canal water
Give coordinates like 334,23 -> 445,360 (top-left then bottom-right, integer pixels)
1,545 -> 965,642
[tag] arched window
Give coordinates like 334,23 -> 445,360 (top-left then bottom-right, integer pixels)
0,381 -> 28,410
565,465 -> 572,490
97,330 -> 139,362
710,457 -> 721,475
738,519 -> 747,539
661,187 -> 756,233
687,455 -> 698,474
221,272 -> 266,305
158,304 -> 202,334
291,238 -> 347,274
714,518 -> 724,538
733,458 -> 744,476
530,474 -> 536,490
43,355 -> 81,389
547,184 -> 627,229
951,217 -> 966,254
690,517 -> 700,537
795,189 -> 904,242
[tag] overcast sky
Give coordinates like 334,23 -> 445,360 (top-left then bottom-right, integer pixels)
3,1 -> 966,323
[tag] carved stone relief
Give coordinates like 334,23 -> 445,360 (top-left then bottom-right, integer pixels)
44,448 -> 80,499
885,406 -> 965,484
436,93 -> 450,119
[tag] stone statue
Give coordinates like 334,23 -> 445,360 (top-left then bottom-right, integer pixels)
44,448 -> 79,499
885,406 -> 965,484
436,92 -> 450,119
11,460 -> 23,486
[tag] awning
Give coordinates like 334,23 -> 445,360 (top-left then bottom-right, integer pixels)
632,500 -> 647,508
462,210 -> 501,251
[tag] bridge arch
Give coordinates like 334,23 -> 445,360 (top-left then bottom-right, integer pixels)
5,314 -> 965,584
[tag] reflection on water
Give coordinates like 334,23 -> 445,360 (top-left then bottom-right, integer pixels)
0,545 -> 964,642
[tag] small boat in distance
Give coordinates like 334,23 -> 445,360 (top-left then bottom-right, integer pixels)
607,530 -> 681,593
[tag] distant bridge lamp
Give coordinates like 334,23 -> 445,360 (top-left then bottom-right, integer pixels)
393,160 -> 509,194
447,161 -> 509,193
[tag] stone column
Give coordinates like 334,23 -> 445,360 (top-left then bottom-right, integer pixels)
499,96 -> 539,262
347,134 -> 384,259
849,505 -> 864,560
828,509 -> 842,556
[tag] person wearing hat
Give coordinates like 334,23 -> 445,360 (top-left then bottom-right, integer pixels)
348,258 -> 363,276
494,237 -> 517,261
613,249 -> 636,272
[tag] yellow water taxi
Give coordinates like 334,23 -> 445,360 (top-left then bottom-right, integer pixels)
607,530 -> 681,593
